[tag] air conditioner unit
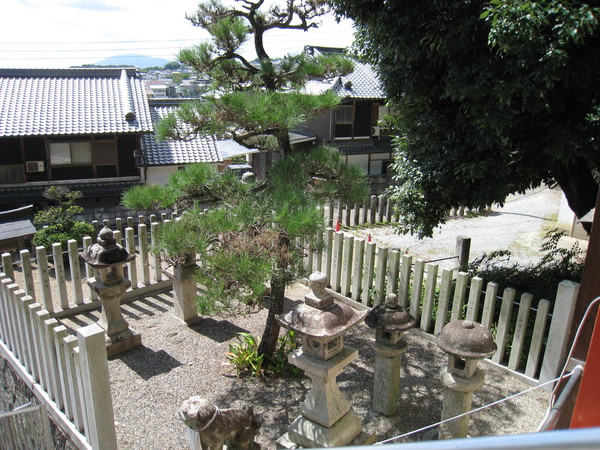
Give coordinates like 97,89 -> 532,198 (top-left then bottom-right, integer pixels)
371,126 -> 381,138
26,161 -> 45,173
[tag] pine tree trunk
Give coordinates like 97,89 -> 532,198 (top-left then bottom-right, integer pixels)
258,234 -> 290,358
257,272 -> 286,358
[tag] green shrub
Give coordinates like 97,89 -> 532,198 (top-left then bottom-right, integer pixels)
33,186 -> 95,251
227,330 -> 301,377
32,222 -> 95,251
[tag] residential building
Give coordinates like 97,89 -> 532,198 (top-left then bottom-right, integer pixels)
0,67 -> 153,210
139,98 -> 254,185
250,46 -> 395,193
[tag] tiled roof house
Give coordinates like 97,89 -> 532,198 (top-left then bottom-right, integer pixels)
0,68 -> 153,208
252,47 -> 394,193
139,98 -> 253,185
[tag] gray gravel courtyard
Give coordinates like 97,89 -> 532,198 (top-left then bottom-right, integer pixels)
57,283 -> 550,449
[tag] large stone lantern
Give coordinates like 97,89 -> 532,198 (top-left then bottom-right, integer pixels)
80,226 -> 141,356
276,271 -> 372,448
365,293 -> 415,416
436,320 -> 497,439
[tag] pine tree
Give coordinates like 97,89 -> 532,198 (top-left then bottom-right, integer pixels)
124,0 -> 368,358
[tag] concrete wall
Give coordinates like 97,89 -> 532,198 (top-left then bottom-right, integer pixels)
557,192 -> 588,239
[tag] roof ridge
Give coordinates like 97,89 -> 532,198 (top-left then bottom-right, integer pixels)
120,69 -> 136,122
0,67 -> 139,78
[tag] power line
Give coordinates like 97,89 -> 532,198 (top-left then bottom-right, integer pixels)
0,38 -> 199,46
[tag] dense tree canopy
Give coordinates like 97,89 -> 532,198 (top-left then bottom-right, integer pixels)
332,0 -> 600,237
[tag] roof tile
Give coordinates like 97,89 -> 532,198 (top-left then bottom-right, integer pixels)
0,68 -> 153,136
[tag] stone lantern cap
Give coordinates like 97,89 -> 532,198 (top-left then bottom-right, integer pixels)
276,302 -> 366,340
365,293 -> 415,332
79,226 -> 135,268
437,320 -> 497,360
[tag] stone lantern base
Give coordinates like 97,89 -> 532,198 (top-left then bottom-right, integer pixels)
276,346 -> 375,448
104,328 -> 142,357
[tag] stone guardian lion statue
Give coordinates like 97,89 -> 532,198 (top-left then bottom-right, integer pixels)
180,397 -> 261,450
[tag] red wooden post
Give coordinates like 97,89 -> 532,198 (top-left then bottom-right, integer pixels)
570,304 -> 600,428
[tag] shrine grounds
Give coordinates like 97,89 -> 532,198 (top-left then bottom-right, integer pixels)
2,185 -> 574,448
59,282 -> 549,449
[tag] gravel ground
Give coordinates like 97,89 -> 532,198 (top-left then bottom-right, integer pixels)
56,283 -> 550,450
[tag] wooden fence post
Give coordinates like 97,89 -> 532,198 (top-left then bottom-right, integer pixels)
340,234 -> 354,297
525,299 -> 551,379
2,253 -> 14,281
398,254 -> 412,309
361,241 -> 376,306
68,240 -> 84,306
420,263 -> 439,332
77,323 -> 118,450
351,238 -> 365,302
151,222 -> 163,282
82,236 -> 99,302
126,227 -> 137,289
139,224 -> 150,286
373,246 -> 388,306
455,236 -> 471,271
20,249 -> 36,301
539,280 -> 580,388
369,195 -> 377,224
52,243 -> 69,310
331,231 -> 344,292
492,288 -> 516,365
323,228 -> 334,285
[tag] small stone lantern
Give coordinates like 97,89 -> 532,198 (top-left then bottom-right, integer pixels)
80,226 -> 141,356
365,293 -> 415,416
276,272 -> 373,448
436,320 -> 497,439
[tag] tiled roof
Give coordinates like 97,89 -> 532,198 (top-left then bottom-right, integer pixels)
332,134 -> 393,155
141,101 -> 222,166
301,61 -> 385,100
331,62 -> 385,100
0,219 -> 36,242
0,179 -> 142,203
0,68 -> 153,137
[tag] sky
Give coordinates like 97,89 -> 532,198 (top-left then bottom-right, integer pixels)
1,0 -> 356,69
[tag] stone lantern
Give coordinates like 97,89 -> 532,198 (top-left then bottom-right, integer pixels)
276,272 -> 373,448
80,226 -> 141,356
365,293 -> 415,416
436,320 -> 497,439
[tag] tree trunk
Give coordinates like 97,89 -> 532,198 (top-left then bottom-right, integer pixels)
551,158 -> 598,234
258,234 -> 290,358
257,272 -> 286,357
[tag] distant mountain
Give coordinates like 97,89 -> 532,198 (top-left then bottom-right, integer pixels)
93,54 -> 172,69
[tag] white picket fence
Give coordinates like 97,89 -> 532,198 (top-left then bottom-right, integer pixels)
0,272 -> 117,449
0,217 -> 174,449
0,211 -> 579,449
303,227 -> 579,383
1,221 -> 172,319
328,195 -> 482,228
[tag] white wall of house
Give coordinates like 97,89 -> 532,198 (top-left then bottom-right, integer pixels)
347,154 -> 369,174
144,166 -> 178,185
